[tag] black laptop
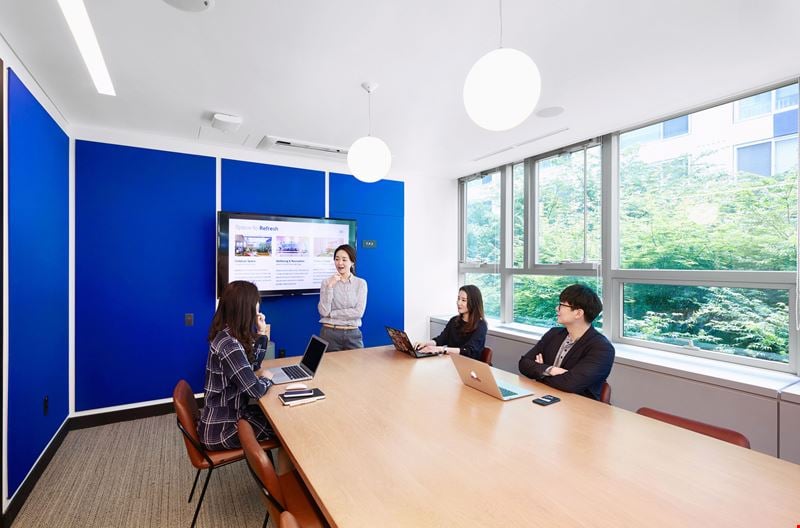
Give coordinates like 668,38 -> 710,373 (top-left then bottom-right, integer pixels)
385,326 -> 444,358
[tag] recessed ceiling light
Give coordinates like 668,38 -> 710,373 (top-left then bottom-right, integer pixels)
56,0 -> 115,96
162,0 -> 215,12
535,106 -> 565,118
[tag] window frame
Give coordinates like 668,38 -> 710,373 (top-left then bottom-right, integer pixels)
532,141 -> 602,267
459,168 -> 502,267
459,78 -> 800,374
459,139 -> 602,335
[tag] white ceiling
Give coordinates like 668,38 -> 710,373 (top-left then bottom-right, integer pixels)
2,0 -> 800,181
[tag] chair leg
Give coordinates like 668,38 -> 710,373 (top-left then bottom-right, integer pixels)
188,468 -> 202,502
190,467 -> 213,528
262,510 -> 269,528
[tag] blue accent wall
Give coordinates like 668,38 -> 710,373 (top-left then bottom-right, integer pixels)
7,69 -> 69,497
221,159 -> 326,356
330,173 -> 404,347
75,142 -> 216,410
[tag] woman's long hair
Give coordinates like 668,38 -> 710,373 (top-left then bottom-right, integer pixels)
460,284 -> 485,334
209,280 -> 261,362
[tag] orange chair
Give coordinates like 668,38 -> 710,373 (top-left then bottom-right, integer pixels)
480,346 -> 493,366
238,419 -> 326,528
599,381 -> 611,404
636,407 -> 751,448
278,511 -> 302,528
173,380 -> 280,528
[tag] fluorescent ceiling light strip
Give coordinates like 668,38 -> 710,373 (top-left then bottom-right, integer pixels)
57,0 -> 115,96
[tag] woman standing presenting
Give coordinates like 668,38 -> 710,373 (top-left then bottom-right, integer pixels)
419,284 -> 488,360
198,280 -> 274,450
318,244 -> 368,351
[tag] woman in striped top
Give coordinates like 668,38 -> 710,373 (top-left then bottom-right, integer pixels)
318,244 -> 368,351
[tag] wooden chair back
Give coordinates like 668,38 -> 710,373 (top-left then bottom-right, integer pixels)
637,407 -> 751,448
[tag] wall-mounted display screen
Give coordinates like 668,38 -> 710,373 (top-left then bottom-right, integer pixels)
217,211 -> 357,296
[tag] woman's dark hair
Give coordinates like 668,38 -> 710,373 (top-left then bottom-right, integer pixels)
209,280 -> 261,362
559,283 -> 603,323
459,284 -> 485,334
334,244 -> 357,274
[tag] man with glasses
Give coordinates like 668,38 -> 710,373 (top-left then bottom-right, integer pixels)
518,284 -> 614,400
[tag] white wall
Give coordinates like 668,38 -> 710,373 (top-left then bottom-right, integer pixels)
404,175 -> 458,341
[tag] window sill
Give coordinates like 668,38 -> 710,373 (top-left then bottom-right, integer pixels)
782,380 -> 800,404
612,342 -> 798,398
429,315 -> 800,398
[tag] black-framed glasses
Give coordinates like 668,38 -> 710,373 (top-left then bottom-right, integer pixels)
556,302 -> 573,311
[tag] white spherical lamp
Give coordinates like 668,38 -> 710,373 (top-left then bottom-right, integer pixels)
463,47 -> 541,131
347,136 -> 392,183
347,81 -> 392,183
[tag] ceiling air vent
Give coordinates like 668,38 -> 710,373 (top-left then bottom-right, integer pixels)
257,136 -> 348,160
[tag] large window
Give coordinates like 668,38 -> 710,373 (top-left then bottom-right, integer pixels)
460,81 -> 799,372
465,273 -> 500,320
623,284 -> 788,363
536,145 -> 601,264
513,275 -> 602,328
619,85 -> 797,272
464,171 -> 500,264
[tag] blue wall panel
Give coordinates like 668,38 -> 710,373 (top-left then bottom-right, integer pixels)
7,69 -> 69,496
222,159 -> 325,217
221,159 -> 326,356
330,174 -> 404,347
76,142 -> 216,410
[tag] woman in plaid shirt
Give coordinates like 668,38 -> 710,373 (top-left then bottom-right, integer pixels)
198,280 -> 275,450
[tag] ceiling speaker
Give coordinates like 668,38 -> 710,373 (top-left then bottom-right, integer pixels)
163,0 -> 215,12
210,113 -> 242,132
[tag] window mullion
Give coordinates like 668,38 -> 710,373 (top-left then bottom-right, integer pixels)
601,133 -> 618,340
499,164 -> 511,322
583,146 -> 588,262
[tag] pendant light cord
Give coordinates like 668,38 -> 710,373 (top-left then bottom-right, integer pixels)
498,0 -> 503,48
368,91 -> 372,137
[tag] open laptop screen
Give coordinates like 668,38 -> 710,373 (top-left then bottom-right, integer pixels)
301,335 -> 328,374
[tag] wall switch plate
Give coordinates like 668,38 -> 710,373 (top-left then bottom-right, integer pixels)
184,313 -> 194,326
362,240 -> 377,249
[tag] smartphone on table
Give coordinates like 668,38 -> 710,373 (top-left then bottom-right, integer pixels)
532,395 -> 560,406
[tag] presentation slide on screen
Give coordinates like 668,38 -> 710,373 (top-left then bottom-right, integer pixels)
228,217 -> 351,292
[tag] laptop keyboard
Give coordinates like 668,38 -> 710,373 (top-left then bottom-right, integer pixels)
499,386 -> 518,398
282,365 -> 307,380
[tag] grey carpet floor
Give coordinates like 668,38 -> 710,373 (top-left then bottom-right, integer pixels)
11,414 -> 272,528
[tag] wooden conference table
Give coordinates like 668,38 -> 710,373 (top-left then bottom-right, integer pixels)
259,346 -> 800,527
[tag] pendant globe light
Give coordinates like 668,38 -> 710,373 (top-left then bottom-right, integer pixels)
347,82 -> 392,183
463,0 -> 541,131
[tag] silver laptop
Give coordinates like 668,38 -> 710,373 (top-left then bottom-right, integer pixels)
270,335 -> 328,385
450,354 -> 534,401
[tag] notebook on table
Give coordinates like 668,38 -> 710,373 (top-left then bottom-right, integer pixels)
385,326 -> 445,358
450,353 -> 534,401
279,388 -> 326,406
270,335 -> 328,384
